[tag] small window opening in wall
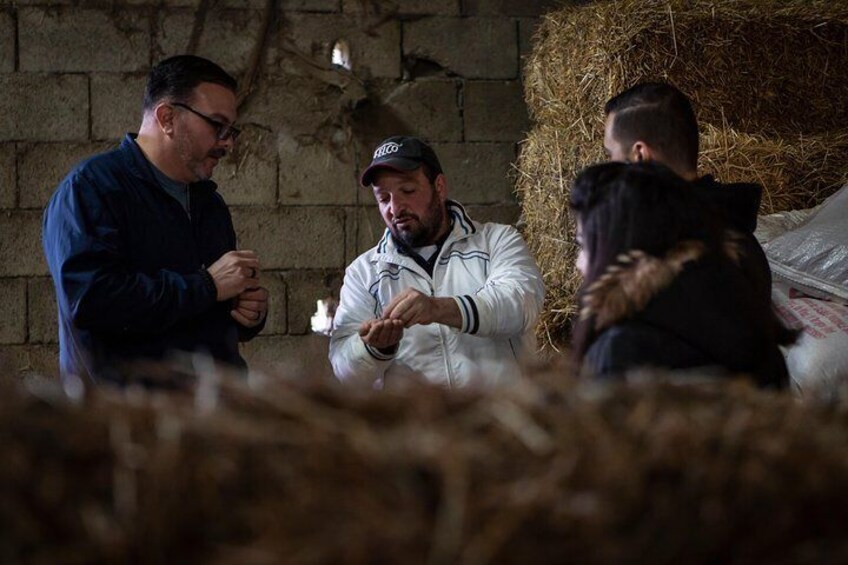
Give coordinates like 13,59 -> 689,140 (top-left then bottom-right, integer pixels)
311,298 -> 337,336
332,39 -> 352,71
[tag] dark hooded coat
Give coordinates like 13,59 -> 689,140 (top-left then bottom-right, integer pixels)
582,240 -> 789,387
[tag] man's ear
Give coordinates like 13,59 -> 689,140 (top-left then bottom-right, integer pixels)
154,103 -> 176,136
630,141 -> 656,163
434,173 -> 448,202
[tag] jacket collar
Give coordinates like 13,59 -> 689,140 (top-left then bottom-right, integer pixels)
694,175 -> 761,233
117,133 -> 219,193
371,200 -> 477,261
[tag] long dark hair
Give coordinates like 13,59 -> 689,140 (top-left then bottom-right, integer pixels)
569,162 -> 793,366
571,161 -> 719,285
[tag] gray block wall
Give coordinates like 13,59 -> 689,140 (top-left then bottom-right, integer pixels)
0,0 -> 562,379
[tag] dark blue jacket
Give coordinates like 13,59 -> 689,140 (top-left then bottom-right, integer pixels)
43,134 -> 261,384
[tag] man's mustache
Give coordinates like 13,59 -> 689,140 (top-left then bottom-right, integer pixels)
208,148 -> 227,159
393,213 -> 419,227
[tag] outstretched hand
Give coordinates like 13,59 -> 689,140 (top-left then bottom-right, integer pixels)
358,289 -> 462,354
359,318 -> 404,352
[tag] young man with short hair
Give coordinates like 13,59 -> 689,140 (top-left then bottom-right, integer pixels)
603,82 -> 772,302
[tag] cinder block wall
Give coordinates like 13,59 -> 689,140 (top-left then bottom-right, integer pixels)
0,0 -> 561,378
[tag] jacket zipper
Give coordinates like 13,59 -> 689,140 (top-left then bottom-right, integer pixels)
430,249 -> 455,388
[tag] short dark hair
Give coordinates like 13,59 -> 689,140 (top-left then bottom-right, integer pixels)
143,55 -> 237,111
604,82 -> 699,172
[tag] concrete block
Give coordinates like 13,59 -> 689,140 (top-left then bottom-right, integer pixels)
284,269 -> 343,335
342,0 -> 459,16
215,126 -> 278,206
0,344 -> 60,379
153,9 -> 191,58
462,0 -> 561,16
431,142 -> 517,204
18,142 -> 116,209
0,10 -> 13,72
154,9 -> 264,75
0,278 -> 26,344
91,74 -> 147,141
126,0 -> 198,6
278,132 -> 358,205
464,80 -> 529,142
404,17 -> 517,79
352,80 -> 462,143
240,334 -> 333,378
232,207 -> 346,269
127,0 -> 280,7
0,74 -> 88,142
258,271 -> 287,335
519,17 -> 540,64
463,203 -> 520,226
281,0 -> 340,11
0,211 -> 48,276
276,13 -> 400,79
13,0 -> 192,5
345,205 -> 385,262
27,277 -> 58,344
239,75 -> 340,138
137,0 -> 335,9
19,8 -> 150,72
0,144 -> 14,209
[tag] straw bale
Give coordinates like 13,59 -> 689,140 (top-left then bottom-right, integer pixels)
517,0 -> 848,348
700,126 -> 848,213
3,368 -> 848,563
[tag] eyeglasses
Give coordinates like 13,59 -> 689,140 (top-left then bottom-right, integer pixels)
172,102 -> 241,142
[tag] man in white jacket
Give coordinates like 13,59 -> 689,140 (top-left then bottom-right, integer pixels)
329,136 -> 545,387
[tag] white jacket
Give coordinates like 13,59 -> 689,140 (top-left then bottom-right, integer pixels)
329,201 -> 545,387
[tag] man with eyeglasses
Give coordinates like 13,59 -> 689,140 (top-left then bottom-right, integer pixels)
42,55 -> 268,386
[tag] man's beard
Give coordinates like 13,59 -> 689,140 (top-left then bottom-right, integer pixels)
175,131 -> 226,182
391,192 -> 446,248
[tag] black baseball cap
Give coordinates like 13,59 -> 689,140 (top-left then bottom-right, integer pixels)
360,136 -> 443,186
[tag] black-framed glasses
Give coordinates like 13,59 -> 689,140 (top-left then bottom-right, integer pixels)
172,102 -> 241,142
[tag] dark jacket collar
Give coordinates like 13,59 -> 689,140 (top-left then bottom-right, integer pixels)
693,174 -> 761,233
118,133 -> 219,193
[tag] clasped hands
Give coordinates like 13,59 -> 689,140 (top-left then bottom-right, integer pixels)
207,250 -> 268,328
359,288 -> 461,352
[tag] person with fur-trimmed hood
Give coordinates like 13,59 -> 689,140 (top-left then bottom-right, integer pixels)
570,162 -> 795,387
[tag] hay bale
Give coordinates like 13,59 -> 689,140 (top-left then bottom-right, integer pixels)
4,369 -> 848,563
517,0 -> 848,348
701,126 -> 848,213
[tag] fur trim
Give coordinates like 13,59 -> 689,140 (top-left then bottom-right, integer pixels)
580,240 -> 706,331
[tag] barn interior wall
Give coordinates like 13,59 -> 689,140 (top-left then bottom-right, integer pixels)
0,0 -> 566,378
